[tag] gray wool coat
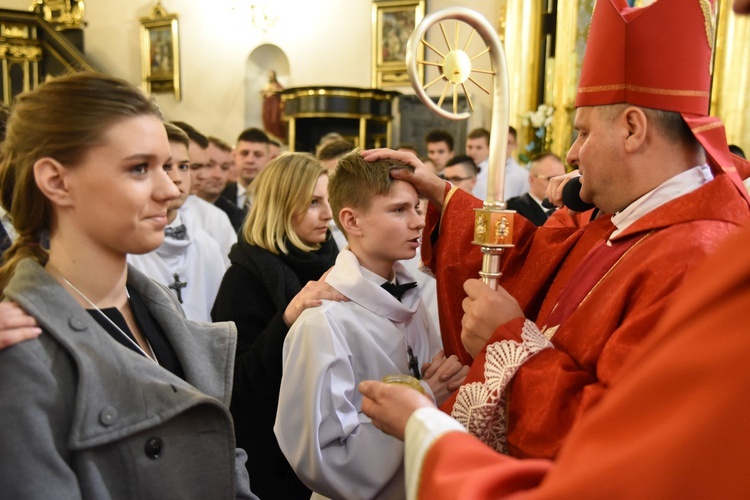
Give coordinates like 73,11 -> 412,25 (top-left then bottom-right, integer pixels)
0,259 -> 257,499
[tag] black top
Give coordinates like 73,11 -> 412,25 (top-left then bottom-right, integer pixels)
0,223 -> 11,264
88,286 -> 185,379
214,196 -> 246,232
212,234 -> 338,500
507,193 -> 552,227
221,182 -> 241,210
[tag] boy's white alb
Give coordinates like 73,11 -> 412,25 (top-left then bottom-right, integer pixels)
128,211 -> 224,323
275,249 -> 442,499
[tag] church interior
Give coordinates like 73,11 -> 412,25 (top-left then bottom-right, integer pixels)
1,0 -> 747,160
2,2 -> 750,497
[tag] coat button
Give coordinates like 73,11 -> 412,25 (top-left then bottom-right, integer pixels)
99,406 -> 118,426
144,437 -> 164,459
68,317 -> 88,331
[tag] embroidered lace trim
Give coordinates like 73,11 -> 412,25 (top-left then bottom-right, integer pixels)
451,320 -> 553,453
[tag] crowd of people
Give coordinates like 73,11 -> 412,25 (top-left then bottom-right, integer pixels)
1,0 -> 749,498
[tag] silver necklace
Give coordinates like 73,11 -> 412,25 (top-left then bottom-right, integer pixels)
51,267 -> 159,364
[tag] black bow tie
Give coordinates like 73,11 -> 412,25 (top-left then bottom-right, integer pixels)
381,281 -> 417,301
164,224 -> 188,240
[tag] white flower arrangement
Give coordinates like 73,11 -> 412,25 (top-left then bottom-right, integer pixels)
519,104 -> 555,164
522,104 -> 554,129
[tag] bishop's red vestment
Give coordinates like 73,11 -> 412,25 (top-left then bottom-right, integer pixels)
423,173 -> 749,458
411,221 -> 750,498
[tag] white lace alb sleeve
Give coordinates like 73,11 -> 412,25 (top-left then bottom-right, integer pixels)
451,319 -> 553,453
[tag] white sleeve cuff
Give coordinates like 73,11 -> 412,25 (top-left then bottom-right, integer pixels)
404,407 -> 467,500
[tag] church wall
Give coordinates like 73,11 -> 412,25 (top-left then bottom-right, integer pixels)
0,1 -> 499,145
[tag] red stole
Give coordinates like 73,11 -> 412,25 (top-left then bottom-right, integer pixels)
541,231 -> 648,331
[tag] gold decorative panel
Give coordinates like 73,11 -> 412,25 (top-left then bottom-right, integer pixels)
711,3 -> 750,151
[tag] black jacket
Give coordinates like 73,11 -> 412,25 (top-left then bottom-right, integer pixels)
214,196 -> 246,232
212,235 -> 337,500
507,193 -> 552,227
221,181 -> 240,208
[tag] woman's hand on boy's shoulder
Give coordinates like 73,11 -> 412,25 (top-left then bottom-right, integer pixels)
0,302 -> 42,349
283,269 -> 348,327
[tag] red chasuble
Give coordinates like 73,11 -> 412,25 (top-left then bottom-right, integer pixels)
418,223 -> 750,498
423,173 -> 749,458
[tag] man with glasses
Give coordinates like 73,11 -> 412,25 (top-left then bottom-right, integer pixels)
442,155 -> 478,194
507,153 -> 566,226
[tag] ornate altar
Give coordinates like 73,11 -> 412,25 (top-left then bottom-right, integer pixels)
0,6 -> 96,104
28,0 -> 85,30
280,86 -> 399,153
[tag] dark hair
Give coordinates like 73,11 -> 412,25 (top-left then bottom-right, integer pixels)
208,136 -> 232,153
171,121 -> 209,148
0,72 -> 162,292
598,104 -> 701,153
446,154 -> 478,175
425,129 -> 454,151
467,128 -> 490,143
237,127 -> 270,145
165,122 -> 190,148
508,126 -> 518,140
317,139 -> 354,161
729,144 -> 746,160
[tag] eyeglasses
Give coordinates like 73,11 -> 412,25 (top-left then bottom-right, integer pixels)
444,176 -> 473,183
532,174 -> 557,182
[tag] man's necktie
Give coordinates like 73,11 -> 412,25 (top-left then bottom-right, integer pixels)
381,281 -> 417,301
164,224 -> 188,240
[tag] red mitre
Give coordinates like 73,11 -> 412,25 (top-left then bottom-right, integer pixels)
576,0 -> 750,182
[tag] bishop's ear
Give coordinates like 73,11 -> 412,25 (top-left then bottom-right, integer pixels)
33,157 -> 74,207
622,106 -> 648,153
338,207 -> 364,237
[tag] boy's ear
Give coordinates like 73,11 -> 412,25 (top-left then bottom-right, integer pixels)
339,207 -> 363,237
33,157 -> 75,208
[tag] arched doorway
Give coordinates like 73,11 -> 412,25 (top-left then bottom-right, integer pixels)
245,44 -> 290,138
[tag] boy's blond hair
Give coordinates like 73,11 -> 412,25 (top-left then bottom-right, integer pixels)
328,150 -> 414,238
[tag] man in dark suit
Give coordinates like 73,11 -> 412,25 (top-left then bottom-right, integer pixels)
200,136 -> 245,231
506,153 -> 566,226
222,128 -> 271,213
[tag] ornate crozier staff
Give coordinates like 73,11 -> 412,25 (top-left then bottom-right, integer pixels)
406,7 -> 513,290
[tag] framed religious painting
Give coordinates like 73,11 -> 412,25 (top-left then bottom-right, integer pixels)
140,2 -> 181,101
372,0 -> 425,88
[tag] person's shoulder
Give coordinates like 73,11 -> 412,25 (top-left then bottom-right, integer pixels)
0,328 -> 62,367
290,298 -> 350,336
506,194 -> 527,208
218,260 -> 263,291
191,227 -> 224,257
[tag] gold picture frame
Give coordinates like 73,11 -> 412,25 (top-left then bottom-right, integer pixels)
140,2 -> 181,101
372,0 -> 425,88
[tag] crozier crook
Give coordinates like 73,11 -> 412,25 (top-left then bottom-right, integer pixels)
405,7 -> 514,289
